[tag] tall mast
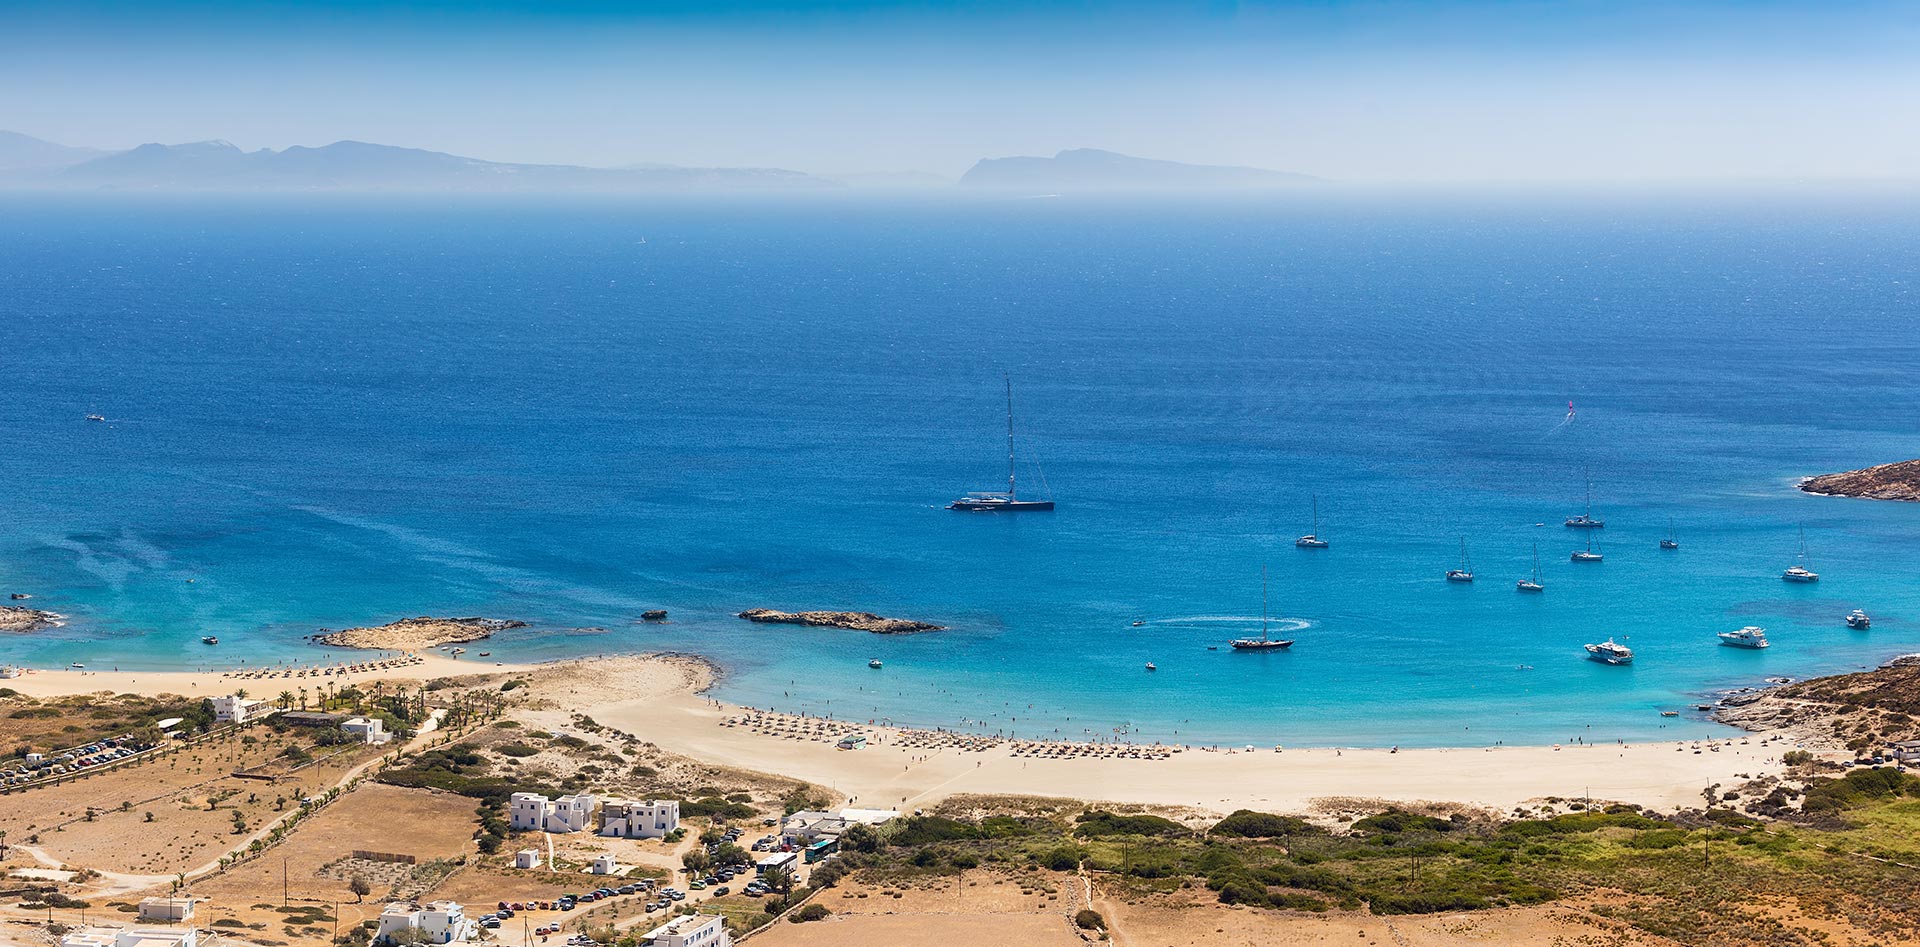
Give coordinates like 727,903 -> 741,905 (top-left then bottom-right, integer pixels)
1005,373 -> 1016,500
1261,564 -> 1269,642
1585,469 -> 1593,517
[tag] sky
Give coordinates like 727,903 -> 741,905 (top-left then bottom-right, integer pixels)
2,0 -> 1917,182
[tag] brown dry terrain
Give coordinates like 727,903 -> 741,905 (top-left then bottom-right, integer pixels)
1718,659 -> 1920,749
0,690 -> 207,754
754,869 -> 1087,947
1800,459 -> 1920,501
313,617 -> 526,651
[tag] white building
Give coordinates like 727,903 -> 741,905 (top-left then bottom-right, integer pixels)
210,695 -> 268,725
589,854 -> 619,875
508,792 -> 598,833
600,798 -> 679,839
343,716 -> 393,744
638,914 -> 729,947
61,929 -> 197,947
513,849 -> 542,870
136,898 -> 196,922
782,807 -> 897,843
375,901 -> 474,946
754,852 -> 797,874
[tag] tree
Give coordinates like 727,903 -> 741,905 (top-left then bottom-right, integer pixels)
680,850 -> 711,874
278,691 -> 296,710
234,688 -> 249,700
349,875 -> 372,903
759,866 -> 793,897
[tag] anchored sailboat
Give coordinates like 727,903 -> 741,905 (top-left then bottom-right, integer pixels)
1446,538 -> 1475,582
1517,543 -> 1544,592
1295,496 -> 1328,548
1565,470 -> 1604,528
1782,526 -> 1818,582
1661,519 -> 1679,550
1231,565 -> 1294,650
1571,532 -> 1602,562
948,375 -> 1054,512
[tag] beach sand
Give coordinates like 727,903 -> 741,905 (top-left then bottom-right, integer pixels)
0,652 -> 516,700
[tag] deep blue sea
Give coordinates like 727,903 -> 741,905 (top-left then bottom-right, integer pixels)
3,191 -> 1918,748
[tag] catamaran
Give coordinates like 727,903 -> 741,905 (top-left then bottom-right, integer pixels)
948,375 -> 1054,512
1585,638 -> 1634,665
1782,526 -> 1818,582
1571,533 -> 1602,562
1718,626 -> 1770,649
1846,609 -> 1871,630
1565,471 -> 1604,528
1231,565 -> 1294,650
1517,543 -> 1544,592
1295,495 -> 1328,548
1446,538 -> 1474,582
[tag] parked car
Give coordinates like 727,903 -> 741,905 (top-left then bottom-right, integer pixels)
714,887 -> 730,896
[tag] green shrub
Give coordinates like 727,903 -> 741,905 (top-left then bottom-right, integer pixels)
1074,909 -> 1105,930
1074,810 -> 1187,837
789,904 -> 830,923
1211,809 -> 1318,838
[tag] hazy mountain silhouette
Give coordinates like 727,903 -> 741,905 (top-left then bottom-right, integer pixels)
960,148 -> 1318,191
0,130 -> 109,172
4,134 -> 838,191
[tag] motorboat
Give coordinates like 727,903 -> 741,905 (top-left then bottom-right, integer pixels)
1718,626 -> 1769,649
1584,638 -> 1633,665
1845,610 -> 1871,630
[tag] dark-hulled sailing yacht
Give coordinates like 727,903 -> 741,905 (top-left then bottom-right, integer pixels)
1231,565 -> 1294,650
948,375 -> 1054,512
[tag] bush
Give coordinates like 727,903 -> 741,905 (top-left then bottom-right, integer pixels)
1211,809 -> 1318,838
1042,845 -> 1082,871
887,816 -> 981,846
1074,810 -> 1187,837
789,904 -> 830,923
495,743 -> 539,758
1783,749 -> 1815,766
1074,909 -> 1105,930
1350,809 -> 1453,835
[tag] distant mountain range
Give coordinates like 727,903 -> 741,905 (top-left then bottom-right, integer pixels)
0,132 -> 1319,192
0,132 -> 839,191
960,148 -> 1319,191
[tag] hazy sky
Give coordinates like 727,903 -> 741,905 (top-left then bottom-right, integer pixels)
3,0 -> 1917,181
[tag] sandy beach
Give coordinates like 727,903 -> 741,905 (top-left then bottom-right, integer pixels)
0,652 -> 521,700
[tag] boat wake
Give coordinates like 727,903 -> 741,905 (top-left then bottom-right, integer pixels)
1135,615 -> 1312,633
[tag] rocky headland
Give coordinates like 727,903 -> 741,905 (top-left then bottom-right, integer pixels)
312,616 -> 527,651
737,609 -> 944,634
1799,460 -> 1920,501
0,606 -> 63,633
1714,655 -> 1920,749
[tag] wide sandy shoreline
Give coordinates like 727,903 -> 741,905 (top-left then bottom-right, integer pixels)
3,651 -> 1795,815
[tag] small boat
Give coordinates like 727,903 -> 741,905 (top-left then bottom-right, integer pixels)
450,647 -> 465,655
868,659 -> 883,669
1294,495 -> 1328,548
8,593 -> 28,600
1584,638 -> 1633,665
1845,609 -> 1871,630
1230,565 -> 1295,650
1144,662 -> 1156,671
1517,543 -> 1544,592
1565,471 -> 1604,528
1571,533 -> 1602,562
1718,626 -> 1770,649
948,375 -> 1055,512
1131,620 -> 1145,627
1660,710 -> 1679,717
1660,519 -> 1679,550
201,635 -> 218,645
85,414 -> 105,423
1445,537 -> 1475,582
1782,526 -> 1818,582
69,663 -> 84,669
477,651 -> 491,656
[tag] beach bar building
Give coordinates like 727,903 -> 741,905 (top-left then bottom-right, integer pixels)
638,914 -> 730,947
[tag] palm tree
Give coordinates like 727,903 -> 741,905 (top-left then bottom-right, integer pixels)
277,690 -> 295,710
233,688 -> 249,700
760,865 -> 793,897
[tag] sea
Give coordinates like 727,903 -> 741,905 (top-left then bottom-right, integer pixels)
3,189 -> 1917,749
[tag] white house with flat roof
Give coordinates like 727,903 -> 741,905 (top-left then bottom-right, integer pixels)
589,854 -> 619,875
211,695 -> 268,724
342,716 -> 392,744
638,914 -> 729,947
513,849 -> 541,870
136,898 -> 196,922
375,901 -> 474,945
600,798 -> 679,839
61,929 -> 197,947
509,792 -> 597,833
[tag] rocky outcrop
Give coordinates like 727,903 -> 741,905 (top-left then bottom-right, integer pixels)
640,610 -> 669,622
737,609 -> 944,634
0,606 -> 62,633
1714,659 -> 1920,748
312,616 -> 526,651
1800,460 -> 1920,501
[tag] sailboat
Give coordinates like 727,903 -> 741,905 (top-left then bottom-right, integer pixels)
1564,470 -> 1604,528
1295,496 -> 1328,548
1782,526 -> 1818,582
948,374 -> 1054,511
1661,519 -> 1679,550
1517,544 -> 1544,592
1571,532 -> 1602,562
1445,538 -> 1474,582
1231,565 -> 1294,650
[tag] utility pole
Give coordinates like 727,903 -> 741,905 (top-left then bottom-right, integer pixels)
283,856 -> 290,906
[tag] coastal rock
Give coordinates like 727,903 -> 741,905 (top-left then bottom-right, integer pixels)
312,616 -> 527,651
1800,460 -> 1920,501
737,609 -> 944,634
1714,660 -> 1920,747
640,610 -> 668,622
0,606 -> 62,633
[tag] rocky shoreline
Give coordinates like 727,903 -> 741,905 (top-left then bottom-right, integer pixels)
1799,459 -> 1920,501
737,608 -> 945,634
1712,654 -> 1920,749
0,606 -> 63,633
311,615 -> 527,651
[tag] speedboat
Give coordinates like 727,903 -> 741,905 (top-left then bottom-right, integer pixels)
1718,626 -> 1769,649
868,659 -> 883,669
1144,662 -> 1156,671
1130,620 -> 1145,627
1845,610 -> 1871,630
1584,638 -> 1633,665
85,414 -> 105,423
201,635 -> 218,645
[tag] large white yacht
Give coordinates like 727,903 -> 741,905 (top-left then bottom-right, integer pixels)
1717,626 -> 1769,649
1846,609 -> 1871,630
1584,638 -> 1634,665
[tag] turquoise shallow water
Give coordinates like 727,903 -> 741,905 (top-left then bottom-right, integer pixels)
2,191 -> 1917,747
